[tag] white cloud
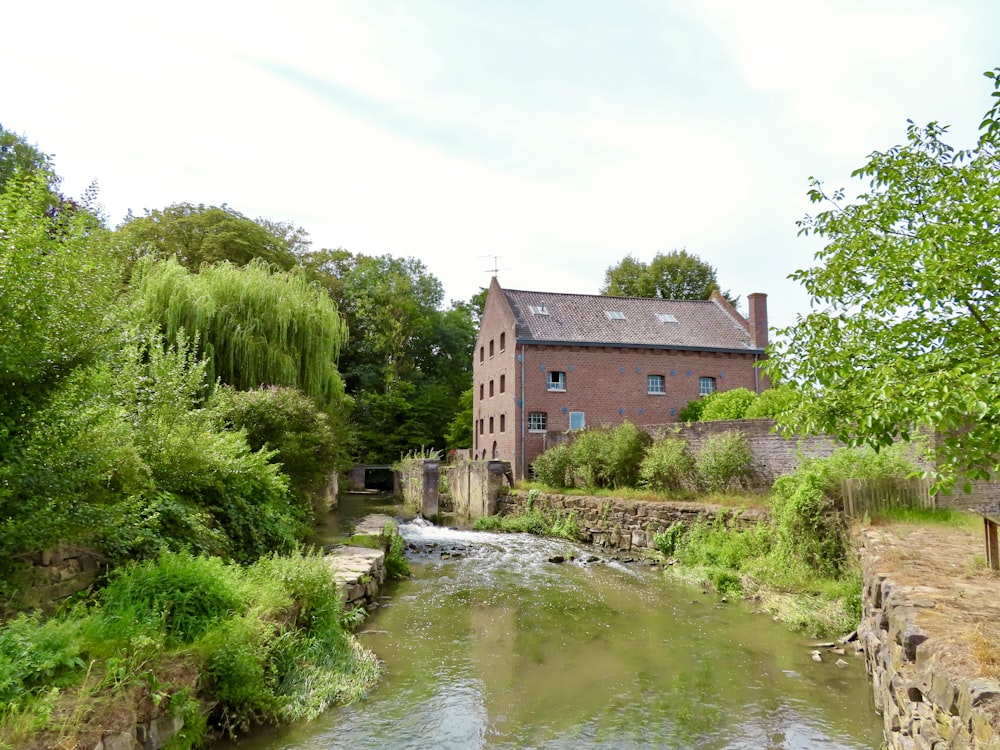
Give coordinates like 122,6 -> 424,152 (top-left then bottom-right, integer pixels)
3,0 -> 997,334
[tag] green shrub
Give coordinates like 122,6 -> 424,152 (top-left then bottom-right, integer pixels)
384,524 -> 411,581
744,385 -> 800,419
677,396 -> 708,422
700,388 -> 757,421
711,570 -> 743,596
653,522 -> 687,556
0,614 -> 86,716
771,472 -> 847,578
209,385 -> 343,500
568,422 -> 650,489
798,444 -> 919,504
640,438 -> 695,492
531,443 -> 574,488
95,553 -> 248,647
606,422 -> 652,488
695,430 -> 755,492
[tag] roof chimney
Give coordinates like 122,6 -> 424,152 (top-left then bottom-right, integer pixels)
747,293 -> 768,349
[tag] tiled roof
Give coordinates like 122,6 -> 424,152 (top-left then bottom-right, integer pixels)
503,288 -> 759,352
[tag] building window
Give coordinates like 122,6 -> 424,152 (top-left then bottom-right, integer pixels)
656,312 -> 678,323
647,374 -> 665,394
489,339 -> 494,358
604,310 -> 626,320
489,380 -> 495,397
479,383 -> 484,400
528,412 -> 547,431
492,441 -> 498,459
478,419 -> 484,435
699,376 -> 716,396
500,374 -> 506,393
500,332 -> 506,351
529,305 -> 549,315
479,346 -> 484,364
569,411 -> 586,430
489,416 -> 494,433
547,371 -> 566,391
500,414 -> 505,432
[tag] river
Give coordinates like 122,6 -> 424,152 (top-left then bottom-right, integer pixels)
216,495 -> 883,749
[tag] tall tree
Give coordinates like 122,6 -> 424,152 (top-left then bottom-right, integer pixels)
116,203 -> 308,276
601,249 -> 734,302
303,249 -> 476,462
768,69 -> 1000,491
0,124 -> 52,195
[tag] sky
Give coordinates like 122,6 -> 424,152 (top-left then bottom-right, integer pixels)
3,0 -> 998,333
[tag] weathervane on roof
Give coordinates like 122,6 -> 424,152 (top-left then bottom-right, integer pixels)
479,255 -> 509,279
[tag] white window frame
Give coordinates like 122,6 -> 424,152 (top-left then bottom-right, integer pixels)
656,312 -> 678,323
699,376 -> 716,396
529,305 -> 549,315
547,371 -> 566,391
568,411 -> 586,431
647,374 -> 665,394
528,412 -> 547,432
604,310 -> 626,320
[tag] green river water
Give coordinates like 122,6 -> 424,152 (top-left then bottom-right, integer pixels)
216,494 -> 884,749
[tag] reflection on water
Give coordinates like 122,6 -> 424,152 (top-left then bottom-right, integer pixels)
218,500 -> 883,750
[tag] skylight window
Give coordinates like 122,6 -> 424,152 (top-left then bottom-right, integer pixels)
656,313 -> 679,323
604,310 -> 626,320
528,305 -> 549,315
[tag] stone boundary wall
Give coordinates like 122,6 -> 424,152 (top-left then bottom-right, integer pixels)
499,490 -> 768,554
648,418 -> 842,488
647,419 -> 999,507
14,545 -> 105,613
857,530 -> 999,750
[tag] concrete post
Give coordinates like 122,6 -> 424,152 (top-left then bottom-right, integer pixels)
422,460 -> 439,519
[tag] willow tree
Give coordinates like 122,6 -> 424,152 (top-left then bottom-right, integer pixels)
130,258 -> 349,410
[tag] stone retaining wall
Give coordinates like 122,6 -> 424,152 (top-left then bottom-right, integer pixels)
857,530 -> 999,749
499,490 -> 768,553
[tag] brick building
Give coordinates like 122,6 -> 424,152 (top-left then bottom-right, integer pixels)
473,277 -> 769,479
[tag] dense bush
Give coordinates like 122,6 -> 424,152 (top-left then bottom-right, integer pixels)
695,430 -> 755,492
639,437 -> 695,492
699,388 -> 757,421
677,397 -> 707,422
531,443 -> 574,488
771,472 -> 846,578
0,553 -> 380,746
743,385 -> 800,419
209,385 -> 343,500
568,422 -> 651,489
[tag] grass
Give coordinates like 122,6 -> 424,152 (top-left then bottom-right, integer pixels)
0,551 -> 381,748
868,506 -> 981,528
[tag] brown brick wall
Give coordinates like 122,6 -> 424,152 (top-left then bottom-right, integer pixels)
516,345 -> 765,475
473,279 -> 519,464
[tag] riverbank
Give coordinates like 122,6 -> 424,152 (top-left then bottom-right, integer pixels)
857,521 -> 1000,749
0,516 -> 400,750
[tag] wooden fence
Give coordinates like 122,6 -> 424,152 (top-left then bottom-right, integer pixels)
841,477 -> 935,518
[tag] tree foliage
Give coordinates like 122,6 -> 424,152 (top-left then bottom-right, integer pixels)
0,170 -> 120,453
601,249 -> 734,302
0,125 -> 52,195
116,203 -> 309,276
768,69 -> 1000,490
303,249 -> 475,462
